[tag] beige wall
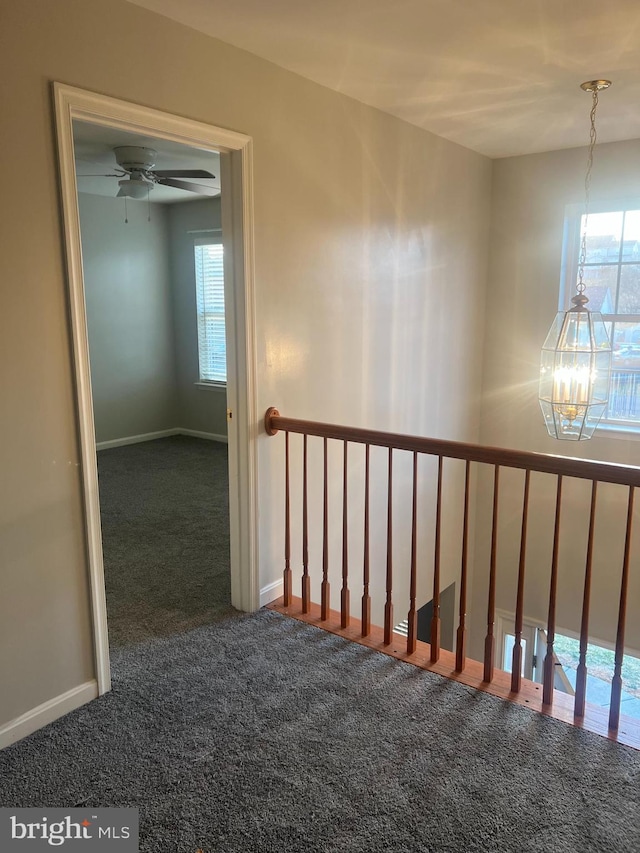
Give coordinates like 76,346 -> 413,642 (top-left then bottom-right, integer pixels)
0,0 -> 490,731
470,139 -> 640,662
79,193 -> 176,443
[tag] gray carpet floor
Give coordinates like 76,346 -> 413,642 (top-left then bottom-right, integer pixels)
0,610 -> 639,852
97,435 -> 234,647
2,436 -> 639,851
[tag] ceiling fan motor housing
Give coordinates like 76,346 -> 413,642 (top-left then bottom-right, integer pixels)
114,146 -> 157,172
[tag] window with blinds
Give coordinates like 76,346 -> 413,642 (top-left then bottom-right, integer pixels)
194,240 -> 226,384
562,204 -> 640,430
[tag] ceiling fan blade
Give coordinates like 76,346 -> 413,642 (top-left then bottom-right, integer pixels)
77,173 -> 122,177
153,169 -> 216,179
157,178 -> 220,196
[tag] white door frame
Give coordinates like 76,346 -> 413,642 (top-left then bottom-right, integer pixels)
53,83 -> 259,695
496,609 -> 544,682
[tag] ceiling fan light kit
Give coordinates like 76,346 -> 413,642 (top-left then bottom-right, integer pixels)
117,176 -> 154,199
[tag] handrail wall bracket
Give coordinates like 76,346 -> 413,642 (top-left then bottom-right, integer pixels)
265,407 -> 280,436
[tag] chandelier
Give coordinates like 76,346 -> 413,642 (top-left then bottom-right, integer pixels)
539,81 -> 612,440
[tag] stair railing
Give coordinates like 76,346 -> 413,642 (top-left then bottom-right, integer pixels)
264,407 -> 640,734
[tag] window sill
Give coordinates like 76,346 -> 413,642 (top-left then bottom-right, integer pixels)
195,381 -> 227,392
596,422 -> 640,441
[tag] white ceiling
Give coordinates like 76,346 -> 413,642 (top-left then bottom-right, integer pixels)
73,120 -> 221,203
127,0 -> 640,158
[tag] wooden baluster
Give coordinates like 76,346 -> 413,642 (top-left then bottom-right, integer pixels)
384,448 -> 394,645
321,437 -> 330,621
511,469 -> 531,693
575,480 -> 598,718
283,431 -> 292,606
483,465 -> 500,682
301,434 -> 310,613
542,475 -> 563,706
407,452 -> 419,655
361,444 -> 371,636
455,460 -> 471,672
341,441 -> 350,628
430,456 -> 443,663
609,486 -> 635,731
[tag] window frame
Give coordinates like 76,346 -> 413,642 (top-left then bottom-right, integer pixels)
194,236 -> 227,387
562,198 -> 640,435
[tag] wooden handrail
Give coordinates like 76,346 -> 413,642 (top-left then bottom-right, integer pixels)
264,408 -> 640,487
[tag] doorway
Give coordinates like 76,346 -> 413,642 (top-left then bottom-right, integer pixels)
74,122 -> 234,650
496,610 -> 542,682
53,84 -> 259,693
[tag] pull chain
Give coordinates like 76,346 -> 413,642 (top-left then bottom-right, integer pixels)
124,196 -> 129,225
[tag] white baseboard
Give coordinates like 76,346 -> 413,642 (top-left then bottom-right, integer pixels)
178,428 -> 228,444
260,578 -> 283,607
0,681 -> 98,750
96,428 -> 227,451
96,429 -> 179,450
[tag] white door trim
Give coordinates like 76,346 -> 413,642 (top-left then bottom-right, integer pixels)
496,608 -> 545,682
52,83 -> 260,695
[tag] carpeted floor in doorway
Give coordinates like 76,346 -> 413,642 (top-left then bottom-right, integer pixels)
97,435 -> 234,647
1,609 -> 639,853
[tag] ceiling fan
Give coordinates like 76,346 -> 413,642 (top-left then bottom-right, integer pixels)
79,146 -> 219,199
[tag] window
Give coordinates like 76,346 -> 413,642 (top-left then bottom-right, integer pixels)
563,203 -> 640,429
194,239 -> 226,384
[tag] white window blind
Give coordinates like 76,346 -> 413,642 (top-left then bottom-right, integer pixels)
194,240 -> 226,384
